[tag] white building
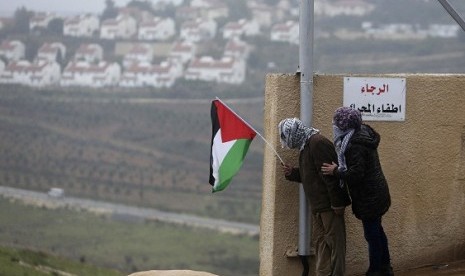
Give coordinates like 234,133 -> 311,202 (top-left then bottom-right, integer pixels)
168,40 -> 197,65
248,2 -> 274,28
270,20 -> 299,45
180,18 -> 217,42
222,19 -> 260,39
427,24 -> 459,38
362,23 -> 425,40
74,44 -> 103,63
361,22 -> 460,41
100,15 -> 137,40
64,14 -> 100,37
29,12 -> 58,30
123,43 -> 154,68
138,17 -> 176,41
315,0 -> 375,17
0,60 -> 61,87
185,56 -> 245,84
190,0 -> 229,19
151,0 -> 185,9
224,39 -> 250,60
0,40 -> 25,62
176,6 -> 203,21
61,61 -> 121,88
120,60 -> 182,88
37,42 -> 66,63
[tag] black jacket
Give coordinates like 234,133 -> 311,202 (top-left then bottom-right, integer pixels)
286,133 -> 351,214
334,124 -> 391,220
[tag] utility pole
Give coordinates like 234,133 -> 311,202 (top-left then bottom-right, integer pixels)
298,0 -> 314,274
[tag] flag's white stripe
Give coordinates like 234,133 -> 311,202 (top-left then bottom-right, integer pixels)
212,129 -> 234,187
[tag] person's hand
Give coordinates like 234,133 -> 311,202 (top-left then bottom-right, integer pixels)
282,163 -> 293,176
333,207 -> 345,216
321,162 -> 337,175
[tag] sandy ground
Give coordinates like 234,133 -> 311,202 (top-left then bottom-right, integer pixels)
395,259 -> 465,276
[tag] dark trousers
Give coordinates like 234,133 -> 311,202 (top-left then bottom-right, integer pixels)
362,217 -> 391,273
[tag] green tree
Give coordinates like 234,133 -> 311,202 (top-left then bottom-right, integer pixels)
13,6 -> 32,34
47,18 -> 64,36
127,0 -> 154,13
101,0 -> 119,21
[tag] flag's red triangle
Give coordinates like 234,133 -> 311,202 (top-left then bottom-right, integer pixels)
214,100 -> 256,142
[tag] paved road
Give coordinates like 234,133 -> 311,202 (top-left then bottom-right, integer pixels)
0,186 -> 259,236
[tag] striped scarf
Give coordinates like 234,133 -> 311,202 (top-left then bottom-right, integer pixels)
279,118 -> 319,151
333,124 -> 354,188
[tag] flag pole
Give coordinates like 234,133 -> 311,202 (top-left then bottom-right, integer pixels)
215,97 -> 285,165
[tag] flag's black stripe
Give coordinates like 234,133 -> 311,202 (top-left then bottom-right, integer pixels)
209,101 -> 220,186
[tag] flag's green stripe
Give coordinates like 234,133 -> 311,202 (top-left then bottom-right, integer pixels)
213,139 -> 252,192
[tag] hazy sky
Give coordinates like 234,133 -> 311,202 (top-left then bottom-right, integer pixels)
0,0 -> 131,16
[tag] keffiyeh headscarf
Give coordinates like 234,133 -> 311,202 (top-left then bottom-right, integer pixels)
332,107 -> 362,187
278,118 -> 319,151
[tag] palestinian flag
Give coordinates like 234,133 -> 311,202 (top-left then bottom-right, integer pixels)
209,99 -> 256,192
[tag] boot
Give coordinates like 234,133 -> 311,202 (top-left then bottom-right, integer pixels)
381,264 -> 394,276
365,271 -> 384,276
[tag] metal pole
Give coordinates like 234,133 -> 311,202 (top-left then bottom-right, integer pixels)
298,0 -> 314,257
438,0 -> 465,32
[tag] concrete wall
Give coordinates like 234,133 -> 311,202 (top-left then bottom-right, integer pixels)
259,73 -> 465,275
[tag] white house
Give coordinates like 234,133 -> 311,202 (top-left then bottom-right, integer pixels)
100,15 -> 137,40
248,2 -> 274,28
270,20 -> 299,45
176,6 -> 203,21
362,23 -> 425,40
123,43 -> 154,68
190,0 -> 229,19
222,19 -> 260,39
37,42 -> 66,63
118,7 -> 153,23
138,17 -> 176,41
185,56 -> 245,84
0,60 -> 61,87
315,0 -> 375,17
427,24 -> 460,38
168,40 -> 197,65
361,22 -> 459,41
74,44 -> 103,63
120,60 -> 182,88
191,0 -> 223,8
180,18 -> 217,42
29,12 -> 58,30
64,14 -> 99,37
61,61 -> 121,88
0,40 -> 25,62
151,0 -> 185,9
224,39 -> 250,60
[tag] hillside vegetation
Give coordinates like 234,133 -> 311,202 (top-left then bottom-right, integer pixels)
0,246 -> 122,276
0,86 -> 265,224
0,197 -> 259,275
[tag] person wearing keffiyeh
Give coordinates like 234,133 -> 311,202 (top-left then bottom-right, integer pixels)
278,118 -> 351,276
321,107 -> 393,276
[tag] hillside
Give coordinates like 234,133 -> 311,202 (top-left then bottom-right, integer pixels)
0,245 -> 123,276
0,197 -> 259,275
0,86 -> 265,224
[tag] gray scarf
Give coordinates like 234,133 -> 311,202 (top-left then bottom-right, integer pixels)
333,124 -> 354,188
279,118 -> 319,151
